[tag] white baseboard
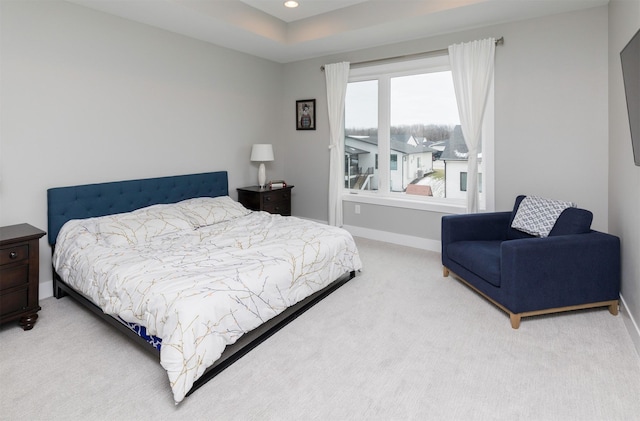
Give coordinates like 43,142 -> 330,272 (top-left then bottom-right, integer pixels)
293,217 -> 441,253
620,294 -> 640,359
342,224 -> 441,253
295,217 -> 441,252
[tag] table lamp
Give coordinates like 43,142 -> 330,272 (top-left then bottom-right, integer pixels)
250,144 -> 274,189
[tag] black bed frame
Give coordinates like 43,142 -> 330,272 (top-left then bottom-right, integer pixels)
47,171 -> 356,398
53,269 -> 354,397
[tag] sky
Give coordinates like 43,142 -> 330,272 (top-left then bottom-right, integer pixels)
345,70 -> 460,129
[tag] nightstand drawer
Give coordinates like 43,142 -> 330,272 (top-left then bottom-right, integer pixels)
0,245 -> 28,266
237,185 -> 294,216
262,201 -> 291,215
0,223 -> 46,330
0,265 -> 29,290
0,288 -> 29,315
261,189 -> 291,205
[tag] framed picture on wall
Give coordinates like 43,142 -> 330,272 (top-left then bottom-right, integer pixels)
296,99 -> 316,130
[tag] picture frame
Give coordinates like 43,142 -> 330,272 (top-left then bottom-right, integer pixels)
296,99 -> 316,130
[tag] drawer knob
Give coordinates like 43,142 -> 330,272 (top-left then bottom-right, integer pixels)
9,251 -> 18,259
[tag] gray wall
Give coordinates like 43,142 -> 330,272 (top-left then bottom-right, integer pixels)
608,0 -> 640,354
3,1 -> 637,351
282,3 -> 640,354
0,1 -> 285,293
283,6 -> 609,238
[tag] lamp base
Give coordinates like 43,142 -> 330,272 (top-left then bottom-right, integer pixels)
258,162 -> 266,189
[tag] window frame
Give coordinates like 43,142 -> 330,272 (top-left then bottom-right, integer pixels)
342,54 -> 495,213
460,172 -> 483,193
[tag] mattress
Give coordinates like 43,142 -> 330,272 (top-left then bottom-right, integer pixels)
52,196 -> 362,403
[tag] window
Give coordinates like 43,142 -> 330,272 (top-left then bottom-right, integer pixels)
460,172 -> 483,193
343,55 -> 494,211
373,154 -> 397,171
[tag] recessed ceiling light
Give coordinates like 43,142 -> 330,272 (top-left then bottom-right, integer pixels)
284,1 -> 299,8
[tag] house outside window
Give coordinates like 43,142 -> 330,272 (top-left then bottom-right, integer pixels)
460,172 -> 483,193
343,55 -> 494,212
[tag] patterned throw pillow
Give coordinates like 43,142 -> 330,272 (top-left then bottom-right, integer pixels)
511,196 -> 576,238
176,196 -> 251,228
94,204 -> 192,246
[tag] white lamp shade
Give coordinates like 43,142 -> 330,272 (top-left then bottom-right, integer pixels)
250,144 -> 274,162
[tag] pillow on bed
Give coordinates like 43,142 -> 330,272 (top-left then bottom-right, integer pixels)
176,196 -> 251,228
94,204 -> 193,247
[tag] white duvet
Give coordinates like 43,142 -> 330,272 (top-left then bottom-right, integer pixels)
52,196 -> 362,403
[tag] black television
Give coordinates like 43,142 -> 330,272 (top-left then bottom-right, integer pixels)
621,27 -> 640,166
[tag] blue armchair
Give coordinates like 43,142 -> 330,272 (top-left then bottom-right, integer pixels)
441,196 -> 620,328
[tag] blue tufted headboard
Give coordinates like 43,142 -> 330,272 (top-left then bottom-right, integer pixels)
47,171 -> 229,246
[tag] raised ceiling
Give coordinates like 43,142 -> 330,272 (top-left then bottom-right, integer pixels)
66,0 -> 608,63
239,0 -> 370,23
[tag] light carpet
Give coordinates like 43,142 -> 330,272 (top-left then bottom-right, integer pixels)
1,237 -> 639,420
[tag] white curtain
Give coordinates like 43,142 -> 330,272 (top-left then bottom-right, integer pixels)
324,62 -> 350,226
448,38 -> 495,213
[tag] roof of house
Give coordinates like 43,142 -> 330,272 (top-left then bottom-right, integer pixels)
345,144 -> 370,155
345,134 -> 438,155
439,125 -> 482,161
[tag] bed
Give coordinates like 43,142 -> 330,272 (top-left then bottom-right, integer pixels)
47,171 -> 362,403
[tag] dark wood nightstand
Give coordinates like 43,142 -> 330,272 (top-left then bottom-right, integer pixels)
0,223 -> 46,330
237,185 -> 294,216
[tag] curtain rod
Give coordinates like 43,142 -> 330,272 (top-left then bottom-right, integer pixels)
320,37 -> 503,71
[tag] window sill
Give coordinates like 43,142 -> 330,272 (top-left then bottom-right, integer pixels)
342,191 -> 468,214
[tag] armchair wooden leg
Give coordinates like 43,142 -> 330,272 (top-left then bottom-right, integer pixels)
609,301 -> 619,316
510,313 -> 521,329
443,267 -> 450,277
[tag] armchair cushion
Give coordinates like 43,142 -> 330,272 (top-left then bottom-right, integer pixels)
510,195 -> 576,238
447,241 -> 502,287
548,207 -> 593,236
506,195 -> 591,239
